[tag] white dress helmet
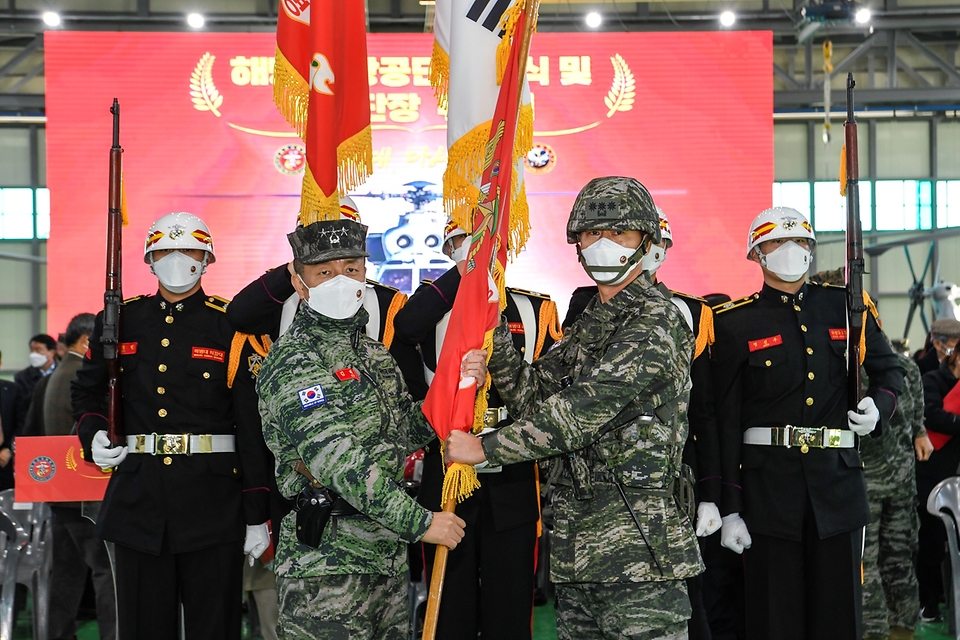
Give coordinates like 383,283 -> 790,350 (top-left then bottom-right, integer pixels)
746,206 -> 815,258
657,207 -> 673,249
143,212 -> 216,264
443,220 -> 469,245
339,195 -> 362,222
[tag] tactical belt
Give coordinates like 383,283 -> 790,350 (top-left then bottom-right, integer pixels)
483,406 -> 509,429
743,426 -> 855,451
295,460 -> 359,516
127,434 -> 235,455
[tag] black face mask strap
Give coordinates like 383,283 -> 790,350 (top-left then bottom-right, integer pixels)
577,233 -> 651,286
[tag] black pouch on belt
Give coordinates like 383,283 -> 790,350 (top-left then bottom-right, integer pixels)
294,485 -> 337,548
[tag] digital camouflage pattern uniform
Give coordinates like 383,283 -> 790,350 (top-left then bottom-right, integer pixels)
480,177 -> 703,640
861,353 -> 924,639
256,219 -> 437,640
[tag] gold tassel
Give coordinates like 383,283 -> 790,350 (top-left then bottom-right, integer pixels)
336,125 -> 373,195
273,46 -> 310,138
299,163 -> 341,224
839,145 -> 848,197
495,3 -> 524,86
440,461 -> 481,505
120,173 -> 129,227
430,40 -> 450,112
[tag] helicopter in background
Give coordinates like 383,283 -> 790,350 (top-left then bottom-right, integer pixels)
355,181 -> 455,294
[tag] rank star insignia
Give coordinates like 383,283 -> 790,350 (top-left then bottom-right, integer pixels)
169,224 -> 186,239
319,227 -> 348,244
248,354 -> 263,378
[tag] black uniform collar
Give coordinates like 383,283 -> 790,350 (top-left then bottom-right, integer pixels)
759,282 -> 808,308
155,287 -> 206,315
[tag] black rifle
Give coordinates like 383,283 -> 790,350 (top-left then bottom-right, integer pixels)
104,99 -> 124,445
844,74 -> 866,411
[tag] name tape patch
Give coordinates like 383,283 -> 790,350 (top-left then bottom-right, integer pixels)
119,342 -> 138,355
298,384 -> 326,410
829,328 -> 847,341
508,322 -> 525,335
334,368 -> 360,382
748,334 -> 783,352
192,347 -> 225,362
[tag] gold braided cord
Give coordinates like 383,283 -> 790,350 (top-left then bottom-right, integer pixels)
382,291 -> 408,349
226,332 -> 249,389
695,305 -> 715,360
273,46 -> 309,138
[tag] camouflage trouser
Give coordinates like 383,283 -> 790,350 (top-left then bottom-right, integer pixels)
555,580 -> 691,640
276,573 -> 406,640
862,489 -> 920,638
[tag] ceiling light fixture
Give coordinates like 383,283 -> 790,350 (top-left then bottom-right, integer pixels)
42,11 -> 61,27
720,10 -> 737,27
585,12 -> 602,29
186,13 -> 205,28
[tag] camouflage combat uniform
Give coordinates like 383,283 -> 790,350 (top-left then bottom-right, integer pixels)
481,274 -> 703,639
256,219 -> 437,640
861,353 -> 924,639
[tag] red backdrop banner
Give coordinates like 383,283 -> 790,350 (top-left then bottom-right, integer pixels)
45,31 -> 772,333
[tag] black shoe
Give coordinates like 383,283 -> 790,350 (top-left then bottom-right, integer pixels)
921,603 -> 942,623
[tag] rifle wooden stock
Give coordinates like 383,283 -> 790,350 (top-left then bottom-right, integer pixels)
104,99 -> 124,445
844,74 -> 866,411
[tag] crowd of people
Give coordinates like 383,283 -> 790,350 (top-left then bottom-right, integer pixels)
1,175 -> 959,640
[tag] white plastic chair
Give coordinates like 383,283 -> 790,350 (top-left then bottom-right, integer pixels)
927,476 -> 960,637
0,490 -> 52,640
0,492 -> 29,640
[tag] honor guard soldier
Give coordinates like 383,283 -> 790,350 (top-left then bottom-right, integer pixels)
225,196 -> 427,399
710,207 -> 904,640
560,207 -> 721,640
447,177 -> 704,640
392,220 -> 563,640
71,213 -> 273,640
256,218 -> 469,640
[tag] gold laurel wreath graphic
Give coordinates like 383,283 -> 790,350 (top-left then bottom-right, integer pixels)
191,52 -> 223,117
66,446 -> 78,471
604,54 -> 635,118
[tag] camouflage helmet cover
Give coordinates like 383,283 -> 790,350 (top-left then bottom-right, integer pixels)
566,176 -> 662,244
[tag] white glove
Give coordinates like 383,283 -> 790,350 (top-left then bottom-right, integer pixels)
695,502 -> 722,537
720,513 -> 752,554
847,396 -> 880,436
243,523 -> 271,566
91,430 -> 128,470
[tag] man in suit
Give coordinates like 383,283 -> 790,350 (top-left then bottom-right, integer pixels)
15,333 -> 57,404
710,207 -> 904,640
0,350 -> 28,491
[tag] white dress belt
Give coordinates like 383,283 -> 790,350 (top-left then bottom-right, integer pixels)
126,434 -> 236,455
743,426 -> 855,449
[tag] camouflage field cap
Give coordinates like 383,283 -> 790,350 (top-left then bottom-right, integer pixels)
566,176 -> 662,244
287,219 -> 370,265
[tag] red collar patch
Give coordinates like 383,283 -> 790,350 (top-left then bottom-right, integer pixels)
334,367 -> 360,382
829,328 -> 847,341
192,347 -> 225,362
748,335 -> 783,352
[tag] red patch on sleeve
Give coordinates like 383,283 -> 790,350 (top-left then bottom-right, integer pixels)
829,328 -> 847,341
192,347 -> 225,362
334,367 -> 360,382
508,322 -> 525,334
748,335 -> 783,352
119,342 -> 137,355
85,348 -> 92,359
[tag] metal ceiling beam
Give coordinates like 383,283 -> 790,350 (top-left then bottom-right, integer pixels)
775,86 -> 960,108
7,62 -> 43,93
0,93 -> 44,109
774,63 -> 802,90
0,35 -> 41,83
820,32 -> 881,87
900,30 -> 960,87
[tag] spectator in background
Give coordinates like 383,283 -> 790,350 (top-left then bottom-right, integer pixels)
56,333 -> 69,362
0,349 -> 28,491
42,313 -> 117,640
15,333 -> 57,401
917,318 -> 960,376
916,317 -> 960,622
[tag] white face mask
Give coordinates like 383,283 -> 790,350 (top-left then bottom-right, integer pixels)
151,252 -> 206,294
640,243 -> 667,275
579,237 -> 646,286
28,352 -> 48,368
450,239 -> 470,265
299,274 -> 365,320
759,241 -> 811,283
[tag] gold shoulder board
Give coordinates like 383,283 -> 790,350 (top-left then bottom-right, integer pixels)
507,287 -> 550,300
205,295 -> 230,312
714,294 -> 757,315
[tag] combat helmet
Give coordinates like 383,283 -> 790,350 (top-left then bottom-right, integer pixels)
566,176 -> 661,244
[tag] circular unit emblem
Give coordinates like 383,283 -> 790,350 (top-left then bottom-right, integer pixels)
29,456 -> 56,482
274,144 -> 307,176
524,143 -> 557,175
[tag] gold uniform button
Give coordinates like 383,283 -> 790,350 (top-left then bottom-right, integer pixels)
794,305 -> 801,311
158,408 -> 167,417
157,386 -> 165,394
806,347 -> 814,355
765,360 -> 772,367
161,338 -> 170,347
158,364 -> 167,372
203,372 -> 211,379
808,372 -> 815,380
233,468 -> 238,475
806,397 -> 814,406
801,325 -> 808,332
163,456 -> 172,465
165,316 -> 174,324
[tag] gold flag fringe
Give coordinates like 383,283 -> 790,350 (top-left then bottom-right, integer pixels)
495,3 -> 524,86
298,126 -> 373,225
430,40 -> 450,112
440,460 -> 481,506
299,162 -> 341,225
273,46 -> 309,138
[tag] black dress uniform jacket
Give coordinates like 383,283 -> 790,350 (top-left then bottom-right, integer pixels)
226,263 -> 427,400
918,361 -> 960,482
72,289 -> 271,555
711,282 -> 904,541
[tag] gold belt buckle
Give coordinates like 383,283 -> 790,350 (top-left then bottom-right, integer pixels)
157,434 -> 189,455
484,407 -> 506,429
792,427 -> 820,454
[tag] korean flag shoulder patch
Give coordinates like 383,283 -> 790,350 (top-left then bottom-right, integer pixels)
298,384 -> 326,410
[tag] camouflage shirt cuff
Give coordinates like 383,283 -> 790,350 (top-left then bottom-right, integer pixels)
481,425 -> 527,467
409,509 -> 433,543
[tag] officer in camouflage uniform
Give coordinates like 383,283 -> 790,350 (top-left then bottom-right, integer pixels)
256,219 -> 469,640
447,176 -> 703,640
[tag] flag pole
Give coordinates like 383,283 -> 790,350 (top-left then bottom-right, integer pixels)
420,2 -> 538,639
